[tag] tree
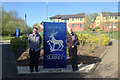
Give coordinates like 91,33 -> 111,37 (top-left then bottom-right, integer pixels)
8,10 -> 18,20
85,13 -> 98,32
2,8 -> 12,35
2,8 -> 31,36
90,13 -> 98,31
90,13 -> 98,21
4,21 -> 18,36
85,14 -> 91,32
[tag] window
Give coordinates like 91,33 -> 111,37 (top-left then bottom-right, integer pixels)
115,23 -> 118,26
72,24 -> 74,28
78,24 -> 79,25
80,24 -> 83,27
97,18 -> 99,20
97,22 -> 99,24
64,19 -> 67,22
51,19 -> 55,22
115,16 -> 117,19
80,18 -> 83,21
106,23 -> 108,25
118,17 -> 120,19
106,17 -> 108,20
72,18 -> 74,21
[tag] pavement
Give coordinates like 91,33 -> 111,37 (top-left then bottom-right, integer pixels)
1,41 -> 18,78
84,40 -> 118,78
17,63 -> 95,74
1,40 -> 119,79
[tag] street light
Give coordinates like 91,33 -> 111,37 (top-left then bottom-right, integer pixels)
91,19 -> 94,32
46,1 -> 48,21
108,16 -> 110,37
111,16 -> 113,39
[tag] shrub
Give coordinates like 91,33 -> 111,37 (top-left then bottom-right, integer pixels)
10,37 -> 22,51
100,34 -> 111,46
93,36 -> 99,43
97,29 -> 102,31
21,36 -> 28,48
94,27 -> 100,31
40,33 -> 43,49
76,33 -> 86,46
10,36 -> 28,52
76,32 -> 111,46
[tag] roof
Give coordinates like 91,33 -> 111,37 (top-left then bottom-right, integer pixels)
102,12 -> 120,17
50,13 -> 86,19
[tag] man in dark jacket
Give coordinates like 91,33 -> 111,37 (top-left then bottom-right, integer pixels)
66,28 -> 79,71
28,27 -> 41,72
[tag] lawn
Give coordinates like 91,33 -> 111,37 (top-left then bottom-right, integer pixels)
2,35 -> 26,41
2,36 -> 13,41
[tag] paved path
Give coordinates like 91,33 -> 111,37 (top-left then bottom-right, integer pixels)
17,63 -> 95,74
0,43 -> 2,80
84,40 -> 118,78
2,42 -> 18,78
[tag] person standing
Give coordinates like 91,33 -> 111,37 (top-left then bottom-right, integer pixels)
66,28 -> 79,71
28,27 -> 41,72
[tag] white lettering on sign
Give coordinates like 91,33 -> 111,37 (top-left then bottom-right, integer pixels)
47,31 -> 64,52
47,54 -> 64,60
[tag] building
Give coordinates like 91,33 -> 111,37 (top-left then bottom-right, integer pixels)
50,13 -> 86,32
50,12 -> 120,32
34,22 -> 43,33
93,11 -> 120,31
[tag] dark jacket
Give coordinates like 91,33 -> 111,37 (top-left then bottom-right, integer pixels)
28,33 -> 41,49
66,32 -> 79,49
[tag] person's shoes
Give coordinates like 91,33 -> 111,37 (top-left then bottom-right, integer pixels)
72,67 -> 78,71
75,68 -> 78,71
35,69 -> 38,72
30,70 -> 33,73
72,68 -> 75,71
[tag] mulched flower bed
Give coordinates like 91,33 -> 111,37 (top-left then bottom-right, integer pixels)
16,44 -> 108,66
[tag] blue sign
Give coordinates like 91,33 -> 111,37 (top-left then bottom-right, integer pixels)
16,29 -> 19,38
43,22 -> 67,68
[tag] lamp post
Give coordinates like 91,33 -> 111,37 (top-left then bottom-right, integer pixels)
46,1 -> 48,21
108,16 -> 110,37
111,18 -> 113,39
91,19 -> 94,32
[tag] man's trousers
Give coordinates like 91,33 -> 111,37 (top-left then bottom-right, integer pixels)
29,49 -> 40,71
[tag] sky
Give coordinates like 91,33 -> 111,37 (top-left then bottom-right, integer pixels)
2,2 -> 118,27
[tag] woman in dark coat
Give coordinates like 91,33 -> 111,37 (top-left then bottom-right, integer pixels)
66,28 -> 79,71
